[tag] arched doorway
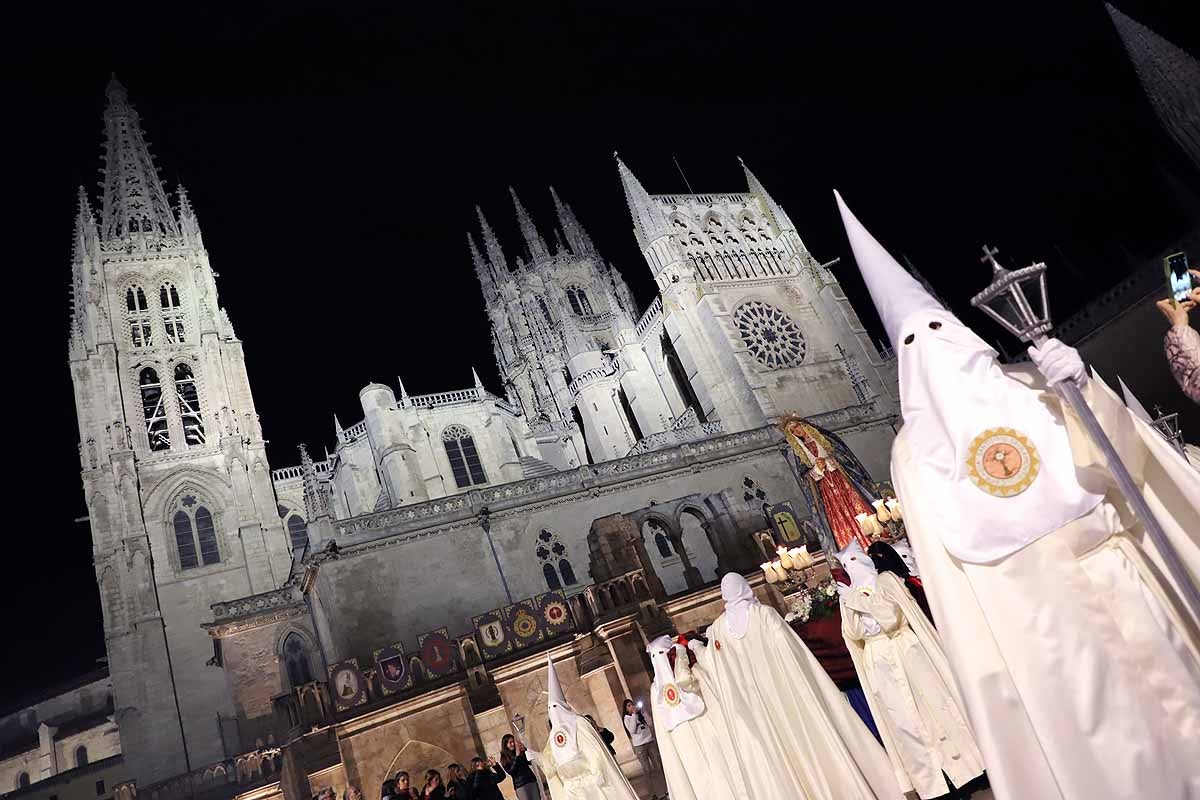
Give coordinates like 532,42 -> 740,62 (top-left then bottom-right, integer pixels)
678,509 -> 720,585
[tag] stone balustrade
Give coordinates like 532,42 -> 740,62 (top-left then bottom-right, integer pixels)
634,296 -> 663,339
567,357 -> 621,402
271,460 -> 330,483
211,585 -> 304,621
627,419 -> 723,455
112,747 -> 282,800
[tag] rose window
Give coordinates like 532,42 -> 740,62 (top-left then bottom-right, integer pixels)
734,301 -> 807,369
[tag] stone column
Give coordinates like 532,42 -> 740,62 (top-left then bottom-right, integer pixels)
37,723 -> 58,779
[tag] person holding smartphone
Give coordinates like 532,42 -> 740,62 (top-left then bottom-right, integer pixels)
622,699 -> 664,799
1155,263 -> 1200,403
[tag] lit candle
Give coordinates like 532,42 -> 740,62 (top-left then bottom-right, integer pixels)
777,546 -> 795,570
761,562 -> 779,584
855,513 -> 871,535
872,499 -> 891,523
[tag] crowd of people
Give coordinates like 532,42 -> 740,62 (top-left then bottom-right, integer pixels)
316,711 -> 663,800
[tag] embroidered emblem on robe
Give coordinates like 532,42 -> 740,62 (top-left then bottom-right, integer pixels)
965,427 -> 1040,497
663,683 -> 682,706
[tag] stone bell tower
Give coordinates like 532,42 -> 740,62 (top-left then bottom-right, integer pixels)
69,77 -> 292,785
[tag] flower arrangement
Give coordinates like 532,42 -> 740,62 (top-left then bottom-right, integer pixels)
784,579 -> 841,624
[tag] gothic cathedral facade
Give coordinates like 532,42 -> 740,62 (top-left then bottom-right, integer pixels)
67,80 -> 899,789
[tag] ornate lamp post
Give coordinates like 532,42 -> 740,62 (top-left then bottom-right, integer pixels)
971,246 -> 1200,618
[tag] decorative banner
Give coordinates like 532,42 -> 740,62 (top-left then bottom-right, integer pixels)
374,643 -> 412,695
327,659 -> 367,712
473,608 -> 514,661
458,633 -> 484,670
505,598 -> 544,649
417,628 -> 458,678
768,501 -> 804,543
535,590 -> 574,637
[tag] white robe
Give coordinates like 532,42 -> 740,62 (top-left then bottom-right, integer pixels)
533,720 -> 638,800
841,572 -> 985,798
650,647 -> 750,800
893,372 -> 1200,800
696,603 -> 903,799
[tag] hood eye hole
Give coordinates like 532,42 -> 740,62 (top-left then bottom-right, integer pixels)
904,333 -> 915,345
929,321 -> 942,330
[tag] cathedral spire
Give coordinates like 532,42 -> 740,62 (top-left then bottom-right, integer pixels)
1107,4 -> 1200,173
475,205 -> 508,274
468,232 -> 495,293
614,153 -> 667,251
509,186 -> 550,262
472,366 -> 486,395
739,156 -> 794,232
176,184 -> 203,246
99,76 -> 179,241
549,186 -> 596,256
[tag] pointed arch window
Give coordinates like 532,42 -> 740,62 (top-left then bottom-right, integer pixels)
282,633 -> 313,688
565,286 -> 593,316
536,528 -> 577,589
174,363 -> 205,446
17,773 -> 29,789
655,532 -> 673,558
442,425 -> 487,488
160,283 -> 186,344
126,286 -> 153,348
537,297 -> 553,326
287,514 -> 308,551
75,746 -> 89,768
140,368 -> 171,451
173,494 -> 221,570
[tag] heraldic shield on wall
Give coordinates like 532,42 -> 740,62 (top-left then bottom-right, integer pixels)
473,607 -> 513,661
328,659 -> 368,711
374,643 -> 414,695
417,628 -> 458,678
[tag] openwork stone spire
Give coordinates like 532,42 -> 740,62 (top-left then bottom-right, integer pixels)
740,156 -> 794,232
549,185 -> 596,256
614,153 -> 667,252
299,444 -> 329,520
468,232 -> 495,293
99,76 -> 179,241
475,205 -> 508,274
509,186 -> 549,262
1107,4 -> 1200,173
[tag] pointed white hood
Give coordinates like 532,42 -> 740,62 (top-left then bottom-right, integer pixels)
890,539 -> 920,577
647,636 -> 705,731
835,190 -> 943,350
834,191 -> 1103,562
546,655 -> 579,764
836,539 -> 877,590
1118,376 -> 1155,423
720,573 -> 760,639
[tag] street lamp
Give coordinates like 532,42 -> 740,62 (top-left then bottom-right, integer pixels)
971,245 -> 1200,619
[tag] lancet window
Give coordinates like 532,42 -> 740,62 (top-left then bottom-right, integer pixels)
126,286 -> 153,348
442,425 -> 487,488
282,633 -> 313,688
565,286 -> 593,316
160,283 -> 186,344
536,528 -> 577,589
139,368 -> 171,451
287,514 -> 308,551
174,363 -> 205,446
172,494 -> 221,570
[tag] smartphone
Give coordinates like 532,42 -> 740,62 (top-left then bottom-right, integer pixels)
1165,251 -> 1192,302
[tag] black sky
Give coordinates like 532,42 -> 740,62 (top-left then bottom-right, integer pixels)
2,0 -> 1197,708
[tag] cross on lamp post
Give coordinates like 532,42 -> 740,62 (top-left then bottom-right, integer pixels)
971,246 -> 1200,620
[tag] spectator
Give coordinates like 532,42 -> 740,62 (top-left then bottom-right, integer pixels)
468,757 -> 506,800
499,733 -> 541,800
381,780 -> 398,800
1158,283 -> 1200,404
393,771 -> 418,800
343,786 -> 363,800
622,699 -> 663,799
444,764 -> 470,799
420,769 -> 445,800
584,715 -> 617,757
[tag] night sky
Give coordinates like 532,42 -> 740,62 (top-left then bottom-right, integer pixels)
3,0 -> 1196,708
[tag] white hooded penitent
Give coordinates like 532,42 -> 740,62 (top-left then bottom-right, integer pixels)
545,654 -> 579,764
834,190 -> 1102,562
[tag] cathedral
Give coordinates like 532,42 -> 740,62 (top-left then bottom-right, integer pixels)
12,77 -> 904,799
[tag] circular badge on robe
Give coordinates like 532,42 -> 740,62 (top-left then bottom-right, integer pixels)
663,683 -> 682,707
552,729 -> 569,748
966,427 -> 1041,497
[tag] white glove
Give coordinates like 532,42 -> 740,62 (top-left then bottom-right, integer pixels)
686,638 -> 705,654
1028,338 -> 1088,389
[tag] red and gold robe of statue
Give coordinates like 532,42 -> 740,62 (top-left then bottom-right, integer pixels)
803,438 -> 874,550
